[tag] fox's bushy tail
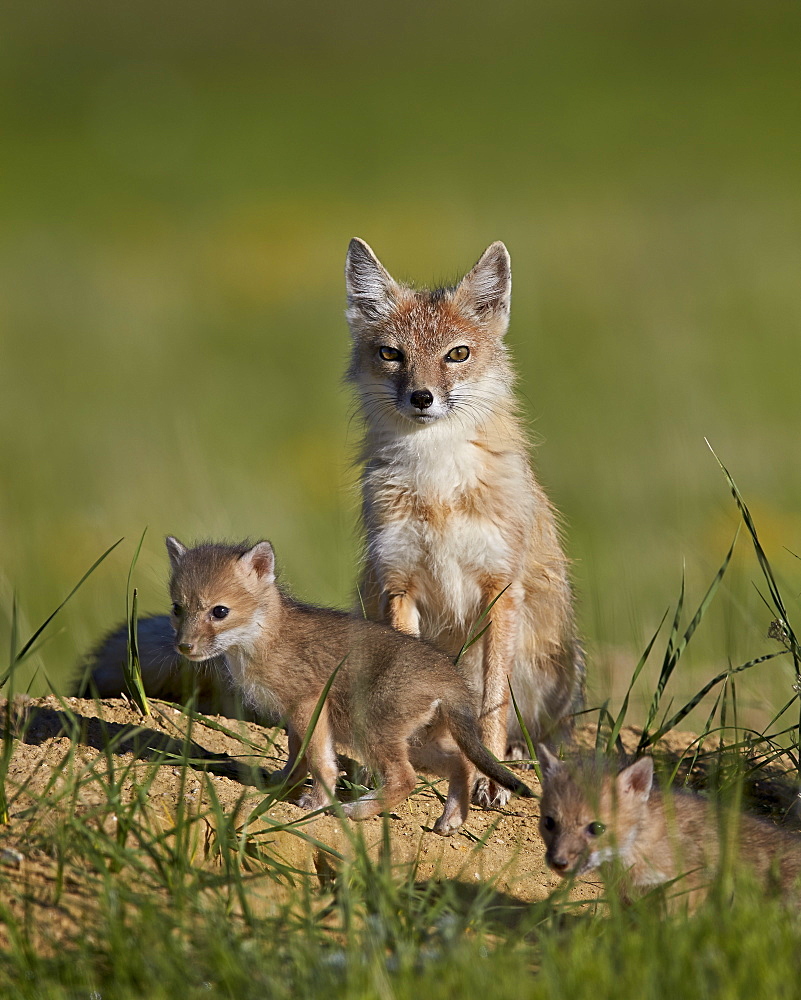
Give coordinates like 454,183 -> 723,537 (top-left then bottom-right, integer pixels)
444,703 -> 534,798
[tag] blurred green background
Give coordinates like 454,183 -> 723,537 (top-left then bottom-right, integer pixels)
2,0 -> 800,728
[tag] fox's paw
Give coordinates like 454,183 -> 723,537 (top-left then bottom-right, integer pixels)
296,791 -> 330,812
341,794 -> 383,822
432,812 -> 463,837
269,765 -> 304,787
472,777 -> 511,809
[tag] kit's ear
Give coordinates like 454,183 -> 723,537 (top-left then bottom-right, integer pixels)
238,540 -> 275,584
536,744 -> 564,783
616,756 -> 654,802
165,536 -> 188,573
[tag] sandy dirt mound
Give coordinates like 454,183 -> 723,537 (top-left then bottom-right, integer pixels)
0,696 -> 797,947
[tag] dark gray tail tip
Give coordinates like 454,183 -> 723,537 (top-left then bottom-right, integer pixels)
518,783 -> 535,799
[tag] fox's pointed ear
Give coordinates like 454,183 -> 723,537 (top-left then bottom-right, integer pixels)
239,541 -> 275,584
616,757 -> 654,801
165,536 -> 187,572
345,238 -> 397,326
536,744 -> 563,782
454,241 -> 511,330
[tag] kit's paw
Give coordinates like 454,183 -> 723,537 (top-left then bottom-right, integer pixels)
296,791 -> 329,812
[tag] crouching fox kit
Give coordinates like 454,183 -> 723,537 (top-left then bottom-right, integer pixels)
537,746 -> 801,905
166,537 -> 532,834
345,238 -> 584,807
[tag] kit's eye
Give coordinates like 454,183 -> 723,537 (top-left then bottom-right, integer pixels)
542,815 -> 556,831
171,603 -> 182,617
378,346 -> 402,362
587,821 -> 606,837
211,605 -> 230,620
445,345 -> 470,363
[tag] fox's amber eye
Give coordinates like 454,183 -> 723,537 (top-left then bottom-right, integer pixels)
378,346 -> 402,362
542,815 -> 556,831
211,605 -> 230,620
171,603 -> 182,617
587,821 -> 606,837
445,345 -> 470,363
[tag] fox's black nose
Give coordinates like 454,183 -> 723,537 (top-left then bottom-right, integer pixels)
548,855 -> 569,872
410,389 -> 433,410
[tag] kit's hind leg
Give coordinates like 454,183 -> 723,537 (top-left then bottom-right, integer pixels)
341,744 -> 417,821
410,740 -> 475,836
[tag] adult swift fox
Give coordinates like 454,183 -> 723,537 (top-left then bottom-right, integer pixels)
537,747 -> 801,906
166,537 -> 532,834
345,238 -> 584,806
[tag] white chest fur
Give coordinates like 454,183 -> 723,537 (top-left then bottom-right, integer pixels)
223,641 -> 283,717
364,420 -> 527,630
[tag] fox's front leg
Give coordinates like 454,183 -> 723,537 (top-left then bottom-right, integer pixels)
271,726 -> 308,788
473,584 -> 521,809
288,704 -> 340,812
382,586 -> 421,637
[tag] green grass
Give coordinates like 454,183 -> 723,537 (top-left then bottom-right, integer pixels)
2,0 -> 801,719
1,467 -> 801,997
4,888 -> 801,1000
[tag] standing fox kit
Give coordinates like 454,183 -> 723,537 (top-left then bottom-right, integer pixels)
537,747 -> 801,904
166,537 -> 532,834
345,238 -> 583,805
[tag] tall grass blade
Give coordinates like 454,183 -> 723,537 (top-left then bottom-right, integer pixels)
455,586 -> 509,665
730,674 -> 739,746
638,572 -> 686,747
607,608 -> 668,754
709,442 -> 801,771
159,703 -> 278,754
708,442 -> 800,670
669,688 -> 725,786
8,591 -> 18,670
639,651 -> 782,749
759,694 -> 799,738
125,527 -> 147,621
0,690 -> 14,827
509,683 -> 541,782
125,587 -> 150,716
1,538 -> 123,688
13,631 -> 61,670
293,656 -> 345,777
638,532 -> 737,752
122,529 -> 150,714
595,699 -> 610,752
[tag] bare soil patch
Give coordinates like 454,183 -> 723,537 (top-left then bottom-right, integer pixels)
0,696 -> 797,949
